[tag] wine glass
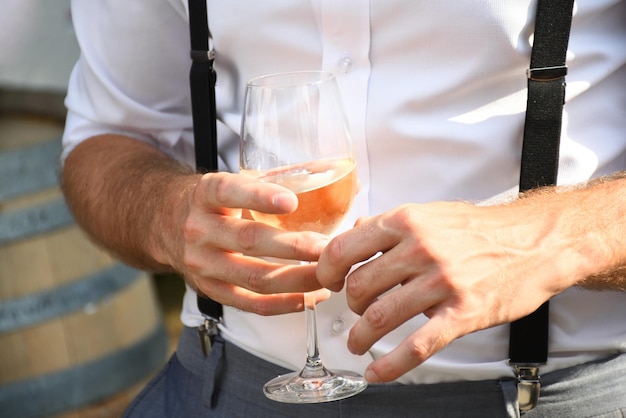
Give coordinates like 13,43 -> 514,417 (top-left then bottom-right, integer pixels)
240,71 -> 367,403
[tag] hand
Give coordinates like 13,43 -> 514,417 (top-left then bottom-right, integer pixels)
167,171 -> 330,316
62,136 -> 329,316
317,199 -> 587,382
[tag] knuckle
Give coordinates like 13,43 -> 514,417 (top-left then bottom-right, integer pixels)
182,217 -> 201,243
236,222 -> 260,251
386,204 -> 421,236
433,264 -> 456,292
346,271 -> 365,299
406,338 -> 432,363
372,357 -> 399,382
287,233 -> 304,257
188,273 -> 212,299
244,268 -> 268,293
209,172 -> 231,206
324,237 -> 345,265
393,205 -> 414,227
362,301 -> 388,330
182,250 -> 203,275
358,216 -> 379,239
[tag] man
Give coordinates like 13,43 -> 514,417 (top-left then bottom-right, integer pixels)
61,1 -> 626,416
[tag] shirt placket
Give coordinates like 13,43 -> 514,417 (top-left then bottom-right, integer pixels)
317,0 -> 372,222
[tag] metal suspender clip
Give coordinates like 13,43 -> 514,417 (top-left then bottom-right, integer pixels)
513,365 -> 542,412
190,49 -> 216,63
197,316 -> 220,358
526,65 -> 568,81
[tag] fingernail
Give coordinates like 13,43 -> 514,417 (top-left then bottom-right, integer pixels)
272,192 -> 296,209
365,369 -> 380,383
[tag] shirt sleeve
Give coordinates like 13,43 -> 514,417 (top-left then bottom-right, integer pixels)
62,0 -> 193,163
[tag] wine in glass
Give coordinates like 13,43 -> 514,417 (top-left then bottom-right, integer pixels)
240,71 -> 367,403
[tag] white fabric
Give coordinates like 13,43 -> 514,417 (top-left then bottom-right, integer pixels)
63,0 -> 626,384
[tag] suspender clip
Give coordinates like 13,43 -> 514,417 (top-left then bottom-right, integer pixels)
197,316 -> 220,358
526,65 -> 567,81
514,365 -> 541,411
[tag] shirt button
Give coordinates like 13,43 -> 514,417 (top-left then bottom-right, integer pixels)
332,317 -> 346,333
338,57 -> 353,74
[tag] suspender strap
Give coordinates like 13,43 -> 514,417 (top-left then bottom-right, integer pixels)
519,0 -> 573,193
188,0 -> 223,350
189,0 -> 218,174
509,0 -> 574,411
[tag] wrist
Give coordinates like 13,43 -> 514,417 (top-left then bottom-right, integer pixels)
149,173 -> 201,272
518,178 -> 626,291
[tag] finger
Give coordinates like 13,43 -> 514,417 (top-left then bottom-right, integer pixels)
343,243 -> 431,315
363,314 -> 458,383
317,216 -> 397,291
347,274 -> 444,355
190,252 -> 324,295
207,216 -> 330,261
193,268 -> 332,316
197,277 -> 309,316
198,172 -> 298,214
304,288 -> 332,309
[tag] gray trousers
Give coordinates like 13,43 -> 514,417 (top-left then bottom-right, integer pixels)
124,326 -> 626,418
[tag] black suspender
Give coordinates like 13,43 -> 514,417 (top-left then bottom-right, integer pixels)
510,0 -> 574,411
189,0 -> 218,175
188,0 -> 222,355
186,1 -> 574,410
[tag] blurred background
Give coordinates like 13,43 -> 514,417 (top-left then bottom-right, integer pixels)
1,2 -> 184,417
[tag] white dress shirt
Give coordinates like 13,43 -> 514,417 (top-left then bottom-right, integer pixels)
63,0 -> 626,384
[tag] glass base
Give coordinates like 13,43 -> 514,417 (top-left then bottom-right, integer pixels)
263,366 -> 368,404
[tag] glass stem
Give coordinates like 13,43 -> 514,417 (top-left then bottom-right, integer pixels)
302,291 -> 326,377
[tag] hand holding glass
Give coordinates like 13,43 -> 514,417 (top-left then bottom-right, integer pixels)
240,71 -> 367,403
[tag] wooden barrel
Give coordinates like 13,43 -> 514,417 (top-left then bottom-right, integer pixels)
0,115 -> 168,418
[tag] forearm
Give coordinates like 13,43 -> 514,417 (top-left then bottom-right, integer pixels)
61,134 -> 200,272
575,173 -> 626,291
519,172 -> 626,292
